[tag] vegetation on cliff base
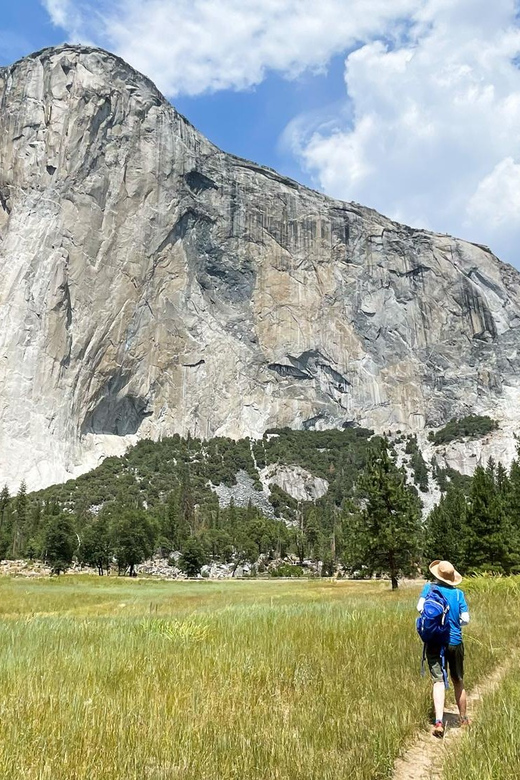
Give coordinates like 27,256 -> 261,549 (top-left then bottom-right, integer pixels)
0,424 -> 518,582
0,429 -> 423,585
429,414 -> 498,445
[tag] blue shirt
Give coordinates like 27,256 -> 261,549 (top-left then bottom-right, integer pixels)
420,582 -> 469,645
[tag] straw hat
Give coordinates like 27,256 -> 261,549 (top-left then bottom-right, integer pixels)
429,559 -> 462,586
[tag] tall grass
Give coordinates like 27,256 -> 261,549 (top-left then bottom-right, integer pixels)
0,576 -> 517,779
441,576 -> 520,780
442,666 -> 520,780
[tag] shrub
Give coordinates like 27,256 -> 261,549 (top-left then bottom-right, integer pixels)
269,563 -> 304,577
431,415 -> 498,445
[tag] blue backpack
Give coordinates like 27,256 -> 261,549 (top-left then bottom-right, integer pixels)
416,585 -> 450,688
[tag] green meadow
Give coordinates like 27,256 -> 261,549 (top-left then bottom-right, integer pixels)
442,577 -> 520,780
443,665 -> 520,780
0,576 -> 519,780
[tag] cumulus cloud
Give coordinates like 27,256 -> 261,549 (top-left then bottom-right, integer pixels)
42,0 -> 420,96
467,158 -> 520,229
288,0 -> 520,264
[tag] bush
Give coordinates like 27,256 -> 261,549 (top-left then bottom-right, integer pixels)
269,563 -> 304,577
431,415 -> 498,445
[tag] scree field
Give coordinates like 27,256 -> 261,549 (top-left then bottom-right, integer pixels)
0,576 -> 518,780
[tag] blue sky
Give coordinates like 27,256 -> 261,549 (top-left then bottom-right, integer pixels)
2,0 -> 520,267
0,0 -> 349,187
1,1 -> 60,62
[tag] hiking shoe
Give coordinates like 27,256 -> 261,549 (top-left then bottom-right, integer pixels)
460,716 -> 470,728
432,720 -> 444,738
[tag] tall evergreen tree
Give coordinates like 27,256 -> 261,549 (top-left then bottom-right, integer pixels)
0,486 -> 11,558
11,481 -> 28,558
303,507 -> 320,560
162,489 -> 188,552
356,440 -> 422,589
424,485 -> 467,569
506,458 -> 520,572
465,464 -> 511,573
179,468 -> 195,533
341,505 -> 371,576
0,485 -> 9,526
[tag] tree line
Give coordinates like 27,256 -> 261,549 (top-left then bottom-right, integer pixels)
0,437 -> 421,582
0,429 -> 517,584
424,457 -> 520,575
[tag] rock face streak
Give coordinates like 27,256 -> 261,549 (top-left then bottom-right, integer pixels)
2,45 -> 520,489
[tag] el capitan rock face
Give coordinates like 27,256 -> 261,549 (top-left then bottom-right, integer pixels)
1,44 -> 520,489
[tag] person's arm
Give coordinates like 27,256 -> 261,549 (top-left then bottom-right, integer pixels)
459,590 -> 470,625
417,583 -> 430,612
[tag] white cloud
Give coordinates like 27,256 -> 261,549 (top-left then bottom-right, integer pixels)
465,158 -> 520,260
42,0 -> 92,40
288,0 -> 520,264
467,158 -> 520,229
42,0 -> 421,96
43,0 -> 72,28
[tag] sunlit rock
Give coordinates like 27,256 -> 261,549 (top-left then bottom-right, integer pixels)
2,45 -> 520,489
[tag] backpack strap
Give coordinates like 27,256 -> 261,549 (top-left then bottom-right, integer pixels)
440,646 -> 449,689
433,584 -> 450,689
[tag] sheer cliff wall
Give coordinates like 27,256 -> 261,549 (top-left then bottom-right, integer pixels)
1,45 -> 520,488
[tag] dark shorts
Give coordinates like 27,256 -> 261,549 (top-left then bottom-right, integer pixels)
426,643 -> 464,683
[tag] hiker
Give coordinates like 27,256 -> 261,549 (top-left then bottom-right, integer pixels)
417,559 -> 470,738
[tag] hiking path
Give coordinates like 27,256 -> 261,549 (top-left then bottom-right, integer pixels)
392,653 -> 517,780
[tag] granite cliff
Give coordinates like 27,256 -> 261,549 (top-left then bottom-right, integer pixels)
1,44 -> 520,490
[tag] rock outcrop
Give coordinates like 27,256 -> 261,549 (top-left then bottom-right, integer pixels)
260,465 -> 329,503
2,44 -> 520,490
210,471 -> 275,517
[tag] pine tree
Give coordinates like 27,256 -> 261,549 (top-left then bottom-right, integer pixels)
506,458 -> 520,572
356,440 -> 422,589
424,485 -> 467,569
341,504 -> 371,576
0,486 -> 12,558
0,485 -> 9,526
11,481 -> 28,558
303,507 -> 320,559
411,450 -> 429,492
180,468 -> 195,533
465,464 -> 510,573
162,489 -> 188,552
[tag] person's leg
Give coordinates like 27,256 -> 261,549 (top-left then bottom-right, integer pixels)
433,680 -> 445,723
447,643 -> 468,723
449,642 -> 468,725
426,645 -> 445,735
453,678 -> 467,719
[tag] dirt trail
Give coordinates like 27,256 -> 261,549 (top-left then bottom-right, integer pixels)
392,653 -> 518,780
